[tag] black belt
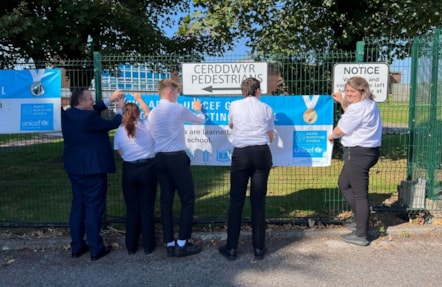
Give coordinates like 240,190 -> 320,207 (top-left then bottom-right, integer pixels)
235,144 -> 268,149
344,146 -> 379,149
124,158 -> 153,164
156,150 -> 186,156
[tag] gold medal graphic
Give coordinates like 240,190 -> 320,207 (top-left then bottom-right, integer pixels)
303,109 -> 318,124
302,96 -> 319,124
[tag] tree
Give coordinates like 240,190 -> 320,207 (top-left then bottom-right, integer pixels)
0,0 -> 225,86
182,0 -> 442,56
179,0 -> 442,95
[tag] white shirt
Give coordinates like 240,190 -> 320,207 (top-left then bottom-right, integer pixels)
338,98 -> 382,147
148,99 -> 206,153
113,119 -> 155,161
228,96 -> 275,148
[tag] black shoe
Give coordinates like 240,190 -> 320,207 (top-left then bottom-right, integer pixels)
166,246 -> 175,257
71,245 -> 89,258
254,248 -> 266,260
341,232 -> 369,246
175,242 -> 202,257
128,250 -> 136,255
218,245 -> 237,261
90,246 -> 112,261
144,245 -> 156,255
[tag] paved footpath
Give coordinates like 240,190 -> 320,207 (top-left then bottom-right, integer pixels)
1,223 -> 442,287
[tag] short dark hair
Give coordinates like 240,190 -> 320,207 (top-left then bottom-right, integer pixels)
70,88 -> 88,107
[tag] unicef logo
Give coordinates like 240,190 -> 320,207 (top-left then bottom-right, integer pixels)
30,82 -> 45,96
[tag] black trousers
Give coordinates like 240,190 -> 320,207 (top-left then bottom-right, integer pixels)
339,146 -> 380,237
227,145 -> 273,250
122,159 -> 157,252
154,151 -> 195,243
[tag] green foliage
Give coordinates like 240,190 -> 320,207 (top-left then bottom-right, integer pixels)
0,1 -> 224,70
183,0 -> 442,55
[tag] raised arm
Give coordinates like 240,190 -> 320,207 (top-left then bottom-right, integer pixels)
331,91 -> 346,111
133,93 -> 150,116
110,89 -> 124,102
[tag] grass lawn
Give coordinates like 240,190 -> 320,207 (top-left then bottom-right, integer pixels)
0,131 -> 408,225
378,102 -> 409,124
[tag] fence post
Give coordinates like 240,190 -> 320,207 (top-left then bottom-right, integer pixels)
407,37 -> 419,181
93,51 -> 102,102
356,41 -> 365,62
427,28 -> 440,198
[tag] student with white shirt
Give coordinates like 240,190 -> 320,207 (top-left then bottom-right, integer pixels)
218,77 -> 275,261
114,93 -> 157,255
328,76 -> 383,246
148,79 -> 205,258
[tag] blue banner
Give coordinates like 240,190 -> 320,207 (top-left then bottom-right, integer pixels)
0,69 -> 62,133
125,94 -> 334,167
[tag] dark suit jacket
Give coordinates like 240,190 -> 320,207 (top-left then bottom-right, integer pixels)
62,101 -> 122,175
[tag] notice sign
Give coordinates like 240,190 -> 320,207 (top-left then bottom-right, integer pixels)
333,63 -> 389,102
182,62 -> 268,95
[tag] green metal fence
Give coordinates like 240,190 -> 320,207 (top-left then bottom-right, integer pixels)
1,32 -> 442,227
406,30 -> 442,216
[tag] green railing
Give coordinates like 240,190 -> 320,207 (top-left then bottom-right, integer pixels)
406,30 -> 442,214
1,32 -> 442,227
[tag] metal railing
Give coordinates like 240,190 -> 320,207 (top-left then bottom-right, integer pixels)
1,31 -> 442,227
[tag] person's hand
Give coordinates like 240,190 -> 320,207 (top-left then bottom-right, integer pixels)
110,89 -> 124,102
331,91 -> 343,105
116,97 -> 125,110
133,93 -> 141,100
328,129 -> 343,142
192,98 -> 202,112
327,133 -> 335,142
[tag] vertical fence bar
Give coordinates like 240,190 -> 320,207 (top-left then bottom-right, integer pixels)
356,41 -> 365,62
407,38 -> 419,181
428,29 -> 440,198
93,51 -> 102,102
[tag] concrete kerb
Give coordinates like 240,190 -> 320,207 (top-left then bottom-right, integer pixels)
1,223 -> 440,252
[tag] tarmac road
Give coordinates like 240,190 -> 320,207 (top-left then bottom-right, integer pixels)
1,223 -> 442,287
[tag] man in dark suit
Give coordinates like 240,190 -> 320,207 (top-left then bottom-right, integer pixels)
62,88 -> 124,261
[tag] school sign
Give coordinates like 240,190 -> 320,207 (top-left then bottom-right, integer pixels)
181,62 -> 268,95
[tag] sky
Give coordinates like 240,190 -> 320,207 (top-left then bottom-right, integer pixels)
162,7 -> 250,58
390,58 -> 411,83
